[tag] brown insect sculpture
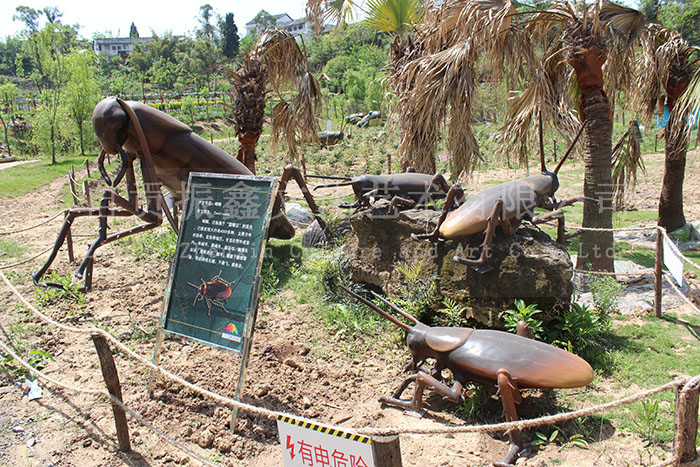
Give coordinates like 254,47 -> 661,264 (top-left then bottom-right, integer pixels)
308,169 -> 451,214
412,118 -> 595,273
340,284 -> 593,466
33,97 -> 322,290
188,271 -> 233,315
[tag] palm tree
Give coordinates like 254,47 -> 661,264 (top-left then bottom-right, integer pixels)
635,25 -> 700,231
222,29 -> 322,174
402,0 -> 641,272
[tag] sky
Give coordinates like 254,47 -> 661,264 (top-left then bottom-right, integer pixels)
1,0 -> 309,40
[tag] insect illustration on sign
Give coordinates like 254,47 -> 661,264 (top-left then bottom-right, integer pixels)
187,271 -> 234,315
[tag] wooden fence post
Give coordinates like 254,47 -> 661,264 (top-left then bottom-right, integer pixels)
655,134 -> 658,152
83,180 -> 91,208
387,153 -> 392,175
69,166 -> 79,206
91,333 -> 131,453
553,138 -> 557,162
655,227 -> 664,318
673,378 -> 700,463
372,435 -> 402,467
84,158 -> 91,177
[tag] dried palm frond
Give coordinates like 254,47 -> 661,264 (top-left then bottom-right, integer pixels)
254,29 -> 306,91
612,120 -> 644,209
306,0 -> 325,34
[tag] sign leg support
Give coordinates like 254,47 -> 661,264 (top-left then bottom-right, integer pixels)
147,327 -> 165,399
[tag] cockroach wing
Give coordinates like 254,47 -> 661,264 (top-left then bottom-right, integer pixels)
425,327 -> 474,353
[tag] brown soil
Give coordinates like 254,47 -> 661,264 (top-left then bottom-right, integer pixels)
0,156 -> 698,467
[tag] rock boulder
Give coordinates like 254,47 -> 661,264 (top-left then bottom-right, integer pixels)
344,206 -> 573,327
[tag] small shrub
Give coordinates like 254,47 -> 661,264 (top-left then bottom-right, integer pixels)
435,297 -> 469,327
125,229 -> 176,261
589,276 -> 624,324
633,399 -> 662,446
394,260 -> 438,322
549,300 -> 604,355
503,299 -> 543,339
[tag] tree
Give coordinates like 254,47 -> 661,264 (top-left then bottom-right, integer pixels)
197,4 -> 216,41
0,83 -> 18,156
13,6 -> 42,33
65,51 -> 100,156
249,10 -> 277,37
42,7 -> 63,24
129,22 -> 139,38
17,23 -> 75,163
364,0 -> 424,35
220,12 -> 240,58
189,36 -> 224,91
222,29 -> 322,173
128,42 -> 151,96
387,0 -> 642,272
636,25 -> 700,231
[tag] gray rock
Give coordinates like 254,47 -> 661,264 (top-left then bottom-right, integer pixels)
343,207 -> 573,326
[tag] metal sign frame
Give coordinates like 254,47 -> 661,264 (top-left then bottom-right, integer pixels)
148,172 -> 276,429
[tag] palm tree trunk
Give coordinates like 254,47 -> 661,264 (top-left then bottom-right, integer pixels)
658,106 -> 688,231
576,87 -> 615,272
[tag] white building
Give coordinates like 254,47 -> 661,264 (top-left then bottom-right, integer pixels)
245,12 -> 325,37
93,37 -> 153,57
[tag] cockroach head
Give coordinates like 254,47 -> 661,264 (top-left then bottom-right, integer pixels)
92,97 -> 129,155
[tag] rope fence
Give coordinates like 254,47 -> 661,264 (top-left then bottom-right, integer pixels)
0,210 -> 65,236
2,211 -> 700,464
1,268 -> 699,467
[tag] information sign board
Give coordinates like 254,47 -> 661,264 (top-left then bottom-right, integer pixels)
163,172 -> 275,353
663,235 -> 685,286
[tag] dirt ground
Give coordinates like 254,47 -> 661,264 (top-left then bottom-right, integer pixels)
0,152 -> 699,467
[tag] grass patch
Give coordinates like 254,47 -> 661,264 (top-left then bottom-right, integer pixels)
0,156 -> 94,199
120,226 -> 177,261
0,238 -> 26,259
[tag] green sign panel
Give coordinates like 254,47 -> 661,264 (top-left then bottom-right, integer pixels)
163,173 -> 276,353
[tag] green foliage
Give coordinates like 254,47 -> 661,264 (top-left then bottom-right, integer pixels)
455,383 -> 492,420
364,0 -> 424,34
503,299 -> 544,339
532,425 -> 589,451
588,276 -> 624,324
123,229 -> 177,261
65,51 -> 100,156
219,12 -> 240,58
549,300 -> 606,358
435,297 -> 469,327
33,271 -> 85,307
2,345 -> 54,381
393,260 -> 437,322
633,399 -> 663,445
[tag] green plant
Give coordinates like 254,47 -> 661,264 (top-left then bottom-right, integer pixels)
33,270 -> 85,307
394,260 -> 438,322
1,344 -> 53,381
588,276 -> 624,324
435,297 -> 468,327
123,228 -> 176,261
503,299 -> 543,339
549,300 -> 604,355
531,425 -> 588,451
454,383 -> 491,420
633,399 -> 662,446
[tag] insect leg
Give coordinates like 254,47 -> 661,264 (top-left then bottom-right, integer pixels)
386,196 -> 416,216
411,184 -> 465,242
493,369 -> 529,467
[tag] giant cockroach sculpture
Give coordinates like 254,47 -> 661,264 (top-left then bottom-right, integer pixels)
340,284 -> 593,466
412,118 -> 595,272
308,169 -> 451,214
33,97 -> 322,290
